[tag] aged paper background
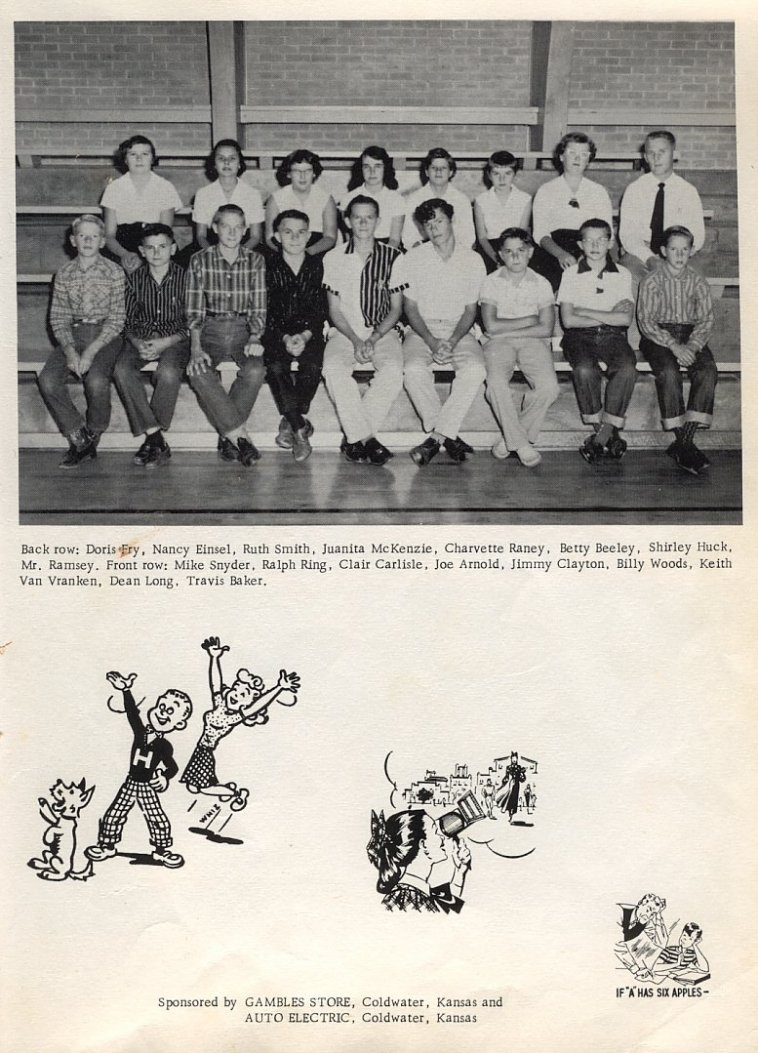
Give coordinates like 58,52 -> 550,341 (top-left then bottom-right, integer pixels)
2,2 -> 757,1052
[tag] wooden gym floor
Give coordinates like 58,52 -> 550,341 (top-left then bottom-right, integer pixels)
18,447 -> 742,526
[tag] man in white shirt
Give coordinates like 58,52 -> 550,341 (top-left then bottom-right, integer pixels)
619,131 -> 705,281
394,198 -> 486,464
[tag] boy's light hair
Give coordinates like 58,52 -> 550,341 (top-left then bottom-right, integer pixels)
72,214 -> 105,235
212,203 -> 246,226
645,129 -> 677,149
662,224 -> 694,249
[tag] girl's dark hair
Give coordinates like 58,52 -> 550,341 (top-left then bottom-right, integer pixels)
420,147 -> 457,185
276,149 -> 324,187
552,132 -> 597,173
483,150 -> 521,188
205,139 -> 247,181
114,135 -> 158,173
367,810 -> 428,895
347,145 -> 398,191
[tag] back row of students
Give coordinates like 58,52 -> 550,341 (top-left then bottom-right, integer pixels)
99,130 -> 707,288
39,187 -> 717,476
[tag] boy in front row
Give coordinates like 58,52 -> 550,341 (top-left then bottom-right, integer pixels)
114,224 -> 189,468
185,203 -> 266,467
479,228 -> 558,467
557,218 -> 637,463
38,214 -> 125,468
637,225 -> 717,476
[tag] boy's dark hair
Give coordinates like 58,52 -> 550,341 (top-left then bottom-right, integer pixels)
140,223 -> 175,245
579,217 -> 612,240
273,208 -> 310,232
662,224 -> 694,248
553,132 -> 596,173
348,145 -> 398,191
212,203 -> 246,225
114,134 -> 158,173
682,922 -> 703,941
414,198 -> 454,226
205,139 -> 247,181
420,147 -> 457,185
645,129 -> 677,150
493,226 -> 533,254
345,194 -> 380,218
483,151 -> 521,187
276,149 -> 324,187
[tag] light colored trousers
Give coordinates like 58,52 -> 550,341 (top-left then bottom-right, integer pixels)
483,335 -> 560,452
322,331 -> 403,443
403,328 -> 485,440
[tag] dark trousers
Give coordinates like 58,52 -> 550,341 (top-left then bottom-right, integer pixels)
114,337 -> 190,435
562,326 -> 638,429
187,317 -> 265,436
38,322 -> 122,439
529,228 -> 582,292
640,324 -> 717,430
264,345 -> 324,431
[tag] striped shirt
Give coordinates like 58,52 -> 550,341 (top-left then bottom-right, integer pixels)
49,254 -> 126,348
125,262 -> 187,340
637,264 -> 714,352
323,239 -> 402,336
262,253 -> 327,352
657,945 -> 698,967
185,245 -> 266,337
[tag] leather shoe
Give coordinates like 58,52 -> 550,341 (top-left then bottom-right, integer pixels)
443,436 -> 472,462
237,436 -> 260,466
362,437 -> 394,466
410,437 -> 440,465
218,436 -> 240,462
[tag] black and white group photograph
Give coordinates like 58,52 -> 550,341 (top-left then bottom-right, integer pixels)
15,19 -> 740,525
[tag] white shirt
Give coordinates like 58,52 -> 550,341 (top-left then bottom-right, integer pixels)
192,179 -> 264,227
479,267 -> 554,318
271,184 -> 331,234
340,185 -> 405,241
100,172 -> 183,224
619,171 -> 705,261
532,175 -> 613,244
556,259 -> 633,313
474,186 -> 532,238
393,240 -> 485,323
403,184 -> 476,250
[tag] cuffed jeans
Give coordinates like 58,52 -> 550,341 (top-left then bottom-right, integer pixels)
403,327 -> 485,440
322,331 -> 403,443
640,323 -> 717,429
38,322 -> 122,438
187,317 -> 265,436
114,336 -> 190,436
562,326 -> 638,428
264,345 -> 324,432
484,336 -> 560,452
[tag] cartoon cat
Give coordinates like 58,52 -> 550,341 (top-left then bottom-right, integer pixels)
28,779 -> 96,881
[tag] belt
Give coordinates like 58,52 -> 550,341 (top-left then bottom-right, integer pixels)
72,318 -> 105,325
205,311 -> 247,319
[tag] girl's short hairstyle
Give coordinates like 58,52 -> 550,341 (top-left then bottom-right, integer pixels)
553,132 -> 597,173
347,145 -> 399,191
420,147 -> 457,184
273,208 -> 310,232
662,224 -> 694,248
483,150 -> 521,187
205,139 -> 247,181
71,214 -> 105,235
367,809 -> 428,894
636,892 -> 666,912
114,134 -> 158,173
276,149 -> 324,187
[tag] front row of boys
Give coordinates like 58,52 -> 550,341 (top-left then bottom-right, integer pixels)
39,201 -> 718,476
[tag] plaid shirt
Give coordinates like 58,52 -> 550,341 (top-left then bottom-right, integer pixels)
126,262 -> 187,340
185,245 -> 266,338
49,254 -> 126,348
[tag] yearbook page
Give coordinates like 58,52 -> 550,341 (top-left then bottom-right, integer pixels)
2,3 -> 757,1053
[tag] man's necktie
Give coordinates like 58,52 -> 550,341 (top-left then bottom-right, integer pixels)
650,181 -> 665,255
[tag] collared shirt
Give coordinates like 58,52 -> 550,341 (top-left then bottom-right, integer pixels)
49,254 -> 126,348
556,257 -> 633,314
474,185 -> 532,238
403,184 -> 476,250
271,184 -> 331,234
185,244 -> 266,336
619,172 -> 705,262
532,175 -> 613,244
125,261 -> 187,340
100,172 -> 183,224
192,178 -> 265,228
392,240 -> 486,323
637,263 -> 714,351
262,252 -> 326,351
479,266 -> 554,318
339,185 -> 406,241
323,239 -> 402,337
